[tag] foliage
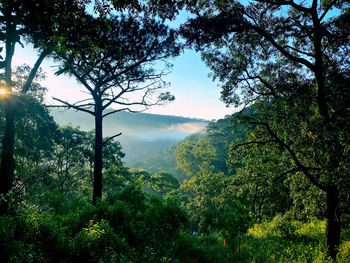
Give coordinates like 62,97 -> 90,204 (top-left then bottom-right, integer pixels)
150,171 -> 180,195
51,10 -> 182,203
0,186 -> 191,262
0,0 -> 90,216
175,139 -> 215,178
128,145 -> 180,178
240,216 -> 348,263
172,232 -> 233,263
0,0 -> 349,261
72,219 -> 129,262
180,0 -> 350,258
206,115 -> 246,173
175,138 -> 251,240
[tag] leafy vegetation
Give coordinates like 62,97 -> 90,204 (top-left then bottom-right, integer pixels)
0,0 -> 349,262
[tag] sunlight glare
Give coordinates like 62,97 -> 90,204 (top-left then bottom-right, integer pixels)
0,88 -> 7,95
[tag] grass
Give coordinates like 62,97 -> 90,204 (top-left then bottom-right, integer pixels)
234,215 -> 350,263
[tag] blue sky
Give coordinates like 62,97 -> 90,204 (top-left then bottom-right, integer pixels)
13,41 -> 237,121
9,1 -> 343,121
11,9 -> 239,121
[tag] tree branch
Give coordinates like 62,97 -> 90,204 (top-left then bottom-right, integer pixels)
319,0 -> 338,22
273,168 -> 300,182
244,70 -> 278,97
250,121 -> 327,191
21,49 -> 49,94
99,40 -> 157,87
255,0 -> 312,13
103,132 -> 122,145
102,84 -> 129,110
250,24 -> 315,70
234,140 -> 277,148
102,108 -> 139,118
284,45 -> 315,58
58,55 -> 98,101
52,97 -> 95,116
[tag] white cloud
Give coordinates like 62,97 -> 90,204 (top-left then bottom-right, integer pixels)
165,122 -> 207,134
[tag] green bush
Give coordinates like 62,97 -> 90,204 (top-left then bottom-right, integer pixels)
0,185 -> 197,262
337,241 -> 350,263
172,232 -> 232,263
72,219 -> 130,262
0,208 -> 68,262
240,215 -> 350,262
6,185 -> 349,262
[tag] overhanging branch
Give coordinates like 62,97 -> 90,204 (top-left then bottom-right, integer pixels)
273,168 -> 300,182
52,97 -> 95,116
234,140 -> 277,148
255,0 -> 312,13
22,49 -> 49,94
250,25 -> 315,70
250,120 -> 327,191
102,107 -> 139,118
103,133 -> 122,145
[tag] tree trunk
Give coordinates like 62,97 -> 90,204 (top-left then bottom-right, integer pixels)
0,15 -> 15,215
92,106 -> 103,205
325,185 -> 341,260
0,5 -> 48,216
0,104 -> 15,216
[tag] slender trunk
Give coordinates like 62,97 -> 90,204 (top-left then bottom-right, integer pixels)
0,6 -> 48,215
0,104 -> 15,215
0,10 -> 15,215
92,105 -> 103,205
311,8 -> 341,260
325,185 -> 341,260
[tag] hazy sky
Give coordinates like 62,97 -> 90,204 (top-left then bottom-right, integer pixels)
12,12 -> 239,121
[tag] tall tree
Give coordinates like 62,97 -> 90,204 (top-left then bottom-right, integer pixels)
180,0 -> 349,259
0,1 -> 54,214
0,64 -> 58,212
53,14 -> 181,204
0,0 -> 91,215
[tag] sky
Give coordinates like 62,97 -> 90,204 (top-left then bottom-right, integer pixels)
12,44 -> 237,121
11,11 -> 239,121
7,1 -> 341,121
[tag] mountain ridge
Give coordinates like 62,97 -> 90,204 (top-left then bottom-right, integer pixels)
49,109 -> 208,163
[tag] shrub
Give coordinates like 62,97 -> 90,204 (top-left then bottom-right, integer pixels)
172,232 -> 231,263
337,241 -> 350,263
72,219 -> 130,262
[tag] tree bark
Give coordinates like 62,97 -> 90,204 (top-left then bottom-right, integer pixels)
0,10 -> 15,215
325,185 -> 341,260
0,54 -> 47,215
92,104 -> 103,205
0,104 -> 15,216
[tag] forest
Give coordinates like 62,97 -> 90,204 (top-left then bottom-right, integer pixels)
0,0 -> 349,262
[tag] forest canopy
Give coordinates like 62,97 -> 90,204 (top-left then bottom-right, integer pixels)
0,0 -> 349,262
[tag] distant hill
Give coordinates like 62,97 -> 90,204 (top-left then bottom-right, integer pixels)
49,109 -> 208,163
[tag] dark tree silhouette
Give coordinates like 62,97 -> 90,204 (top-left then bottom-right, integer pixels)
52,14 -> 181,204
0,0 -> 88,215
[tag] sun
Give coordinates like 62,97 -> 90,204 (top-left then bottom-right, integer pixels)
0,88 -> 7,95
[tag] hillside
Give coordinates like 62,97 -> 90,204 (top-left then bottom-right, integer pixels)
49,109 -> 208,163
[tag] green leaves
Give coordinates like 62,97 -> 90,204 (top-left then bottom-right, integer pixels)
158,91 -> 175,102
54,68 -> 65,76
175,139 -> 216,177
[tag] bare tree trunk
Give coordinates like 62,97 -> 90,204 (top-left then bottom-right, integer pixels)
0,14 -> 15,215
325,185 -> 341,260
92,105 -> 103,204
0,104 -> 15,215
